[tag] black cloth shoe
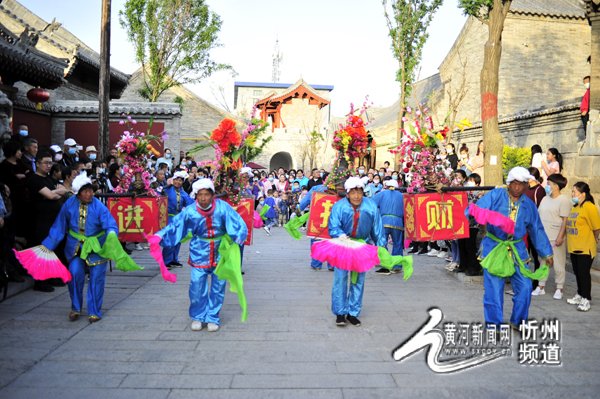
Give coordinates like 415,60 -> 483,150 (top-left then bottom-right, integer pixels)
453,267 -> 465,273
465,269 -> 483,276
346,315 -> 361,326
336,315 -> 347,326
375,268 -> 391,275
417,248 -> 428,255
171,262 -> 183,268
33,281 -> 54,292
48,278 -> 66,287
407,247 -> 419,254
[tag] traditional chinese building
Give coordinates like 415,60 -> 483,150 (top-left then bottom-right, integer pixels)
0,0 -> 182,154
234,79 -> 336,170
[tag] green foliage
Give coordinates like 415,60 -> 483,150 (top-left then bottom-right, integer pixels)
119,0 -> 230,102
383,0 -> 443,101
502,145 -> 530,180
458,0 -> 494,18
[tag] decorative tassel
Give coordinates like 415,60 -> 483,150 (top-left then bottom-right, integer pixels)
283,212 -> 309,240
146,234 -> 177,283
215,234 -> 247,322
13,245 -> 71,283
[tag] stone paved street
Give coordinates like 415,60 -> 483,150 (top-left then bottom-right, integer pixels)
1,226 -> 600,399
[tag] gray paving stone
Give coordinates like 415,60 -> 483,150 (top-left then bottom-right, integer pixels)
1,225 -> 599,397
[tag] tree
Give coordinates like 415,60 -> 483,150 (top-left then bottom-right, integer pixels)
459,0 -> 512,185
119,0 -> 229,102
383,0 -> 443,167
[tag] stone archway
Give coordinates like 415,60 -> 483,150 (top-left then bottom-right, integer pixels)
269,151 -> 293,171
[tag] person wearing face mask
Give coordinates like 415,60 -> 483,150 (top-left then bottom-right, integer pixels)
152,178 -> 248,331
357,167 -> 366,176
62,138 -> 79,167
365,175 -> 383,198
50,145 -> 64,164
580,75 -> 590,134
85,146 -> 98,164
532,174 -> 571,300
446,143 -> 459,170
10,124 -> 29,146
565,181 -> 600,312
156,148 -> 174,173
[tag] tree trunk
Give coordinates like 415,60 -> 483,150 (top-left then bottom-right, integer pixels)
395,88 -> 406,169
480,0 -> 511,186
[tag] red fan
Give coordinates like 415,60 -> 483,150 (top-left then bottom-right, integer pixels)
13,245 -> 71,283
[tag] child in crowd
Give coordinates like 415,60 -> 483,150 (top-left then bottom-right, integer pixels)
278,192 -> 290,227
263,189 -> 277,235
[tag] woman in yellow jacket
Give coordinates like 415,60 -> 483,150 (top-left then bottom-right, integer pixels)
566,182 -> 600,312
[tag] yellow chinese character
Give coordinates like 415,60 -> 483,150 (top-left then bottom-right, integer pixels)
117,204 -> 145,233
426,201 -> 453,231
319,200 -> 333,228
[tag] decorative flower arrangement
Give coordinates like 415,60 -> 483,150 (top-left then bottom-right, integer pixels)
114,115 -> 167,197
332,101 -> 370,162
389,105 -> 454,193
190,106 -> 272,204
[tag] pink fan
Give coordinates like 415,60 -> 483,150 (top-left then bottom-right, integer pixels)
468,203 -> 515,235
311,237 -> 381,273
13,245 -> 71,283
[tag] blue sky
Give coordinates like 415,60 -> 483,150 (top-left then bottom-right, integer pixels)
19,0 -> 467,116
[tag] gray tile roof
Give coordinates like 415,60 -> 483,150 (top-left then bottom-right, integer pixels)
52,100 -> 182,115
510,0 -> 586,19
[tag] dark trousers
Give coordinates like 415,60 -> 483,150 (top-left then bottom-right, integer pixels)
571,253 -> 593,300
581,114 -> 589,134
528,236 -> 541,289
457,227 -> 481,273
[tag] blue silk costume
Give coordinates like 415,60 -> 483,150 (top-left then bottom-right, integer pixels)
372,189 -> 404,261
156,199 -> 248,325
328,197 -> 385,317
42,196 -> 119,318
475,188 -> 552,326
300,184 -> 332,270
163,185 -> 194,265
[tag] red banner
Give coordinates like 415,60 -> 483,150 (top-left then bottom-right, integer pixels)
404,192 -> 469,241
306,192 -> 340,239
107,196 -> 168,242
226,198 -> 254,246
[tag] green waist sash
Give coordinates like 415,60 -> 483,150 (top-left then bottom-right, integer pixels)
481,232 -> 548,280
68,230 -> 142,272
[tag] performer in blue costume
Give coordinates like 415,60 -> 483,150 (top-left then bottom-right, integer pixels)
155,178 -> 247,332
373,179 -> 404,275
328,176 -> 386,327
299,183 -> 334,271
474,167 -> 553,328
42,174 -> 120,323
163,170 -> 194,268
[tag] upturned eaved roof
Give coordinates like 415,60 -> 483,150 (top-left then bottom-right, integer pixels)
0,22 -> 67,89
509,0 -> 586,20
0,0 -> 130,96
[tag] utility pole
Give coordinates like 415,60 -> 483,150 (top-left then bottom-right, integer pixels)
98,0 -> 111,162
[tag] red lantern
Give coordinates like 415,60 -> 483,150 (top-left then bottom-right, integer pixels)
27,87 -> 50,110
